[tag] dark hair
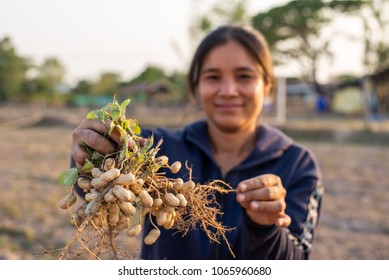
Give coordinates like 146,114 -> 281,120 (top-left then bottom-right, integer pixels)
187,24 -> 275,100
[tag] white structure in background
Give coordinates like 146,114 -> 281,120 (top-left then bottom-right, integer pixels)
276,77 -> 287,125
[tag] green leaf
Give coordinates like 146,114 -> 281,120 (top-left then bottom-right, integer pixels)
80,143 -> 94,156
87,110 -> 98,120
129,119 -> 141,134
110,107 -> 121,121
133,125 -> 141,135
120,99 -> 131,113
97,110 -> 105,122
58,168 -> 78,186
81,160 -> 95,173
122,119 -> 130,130
91,150 -> 104,163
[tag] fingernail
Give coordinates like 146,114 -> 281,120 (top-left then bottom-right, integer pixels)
239,183 -> 247,191
236,194 -> 245,202
251,201 -> 260,210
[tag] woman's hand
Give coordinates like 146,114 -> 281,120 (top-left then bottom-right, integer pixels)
236,174 -> 291,228
71,117 -> 122,169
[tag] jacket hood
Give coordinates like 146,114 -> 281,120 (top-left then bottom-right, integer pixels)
184,119 -> 294,170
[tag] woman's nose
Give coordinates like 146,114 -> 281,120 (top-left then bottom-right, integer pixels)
218,77 -> 238,96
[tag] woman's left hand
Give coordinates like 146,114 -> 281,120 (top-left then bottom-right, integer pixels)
236,174 -> 291,228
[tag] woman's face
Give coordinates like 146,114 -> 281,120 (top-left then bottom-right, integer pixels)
198,40 -> 270,133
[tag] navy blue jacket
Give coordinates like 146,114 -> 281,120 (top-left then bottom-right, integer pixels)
139,120 -> 323,260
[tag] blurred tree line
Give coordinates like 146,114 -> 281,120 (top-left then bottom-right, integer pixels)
0,0 -> 388,105
0,36 -> 67,105
0,35 -> 185,106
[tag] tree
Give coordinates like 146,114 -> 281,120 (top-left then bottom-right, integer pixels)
124,65 -> 187,104
72,79 -> 94,95
251,0 -> 365,95
361,0 -> 389,74
189,0 -> 250,47
0,37 -> 30,102
38,57 -> 66,93
129,65 -> 167,84
93,72 -> 120,96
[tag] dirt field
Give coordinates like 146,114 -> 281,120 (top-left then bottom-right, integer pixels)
0,106 -> 388,260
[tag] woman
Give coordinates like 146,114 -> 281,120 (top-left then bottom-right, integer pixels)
71,25 -> 323,259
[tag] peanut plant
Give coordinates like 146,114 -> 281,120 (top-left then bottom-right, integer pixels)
58,97 -> 235,259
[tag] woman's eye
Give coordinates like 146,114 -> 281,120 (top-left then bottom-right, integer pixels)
238,74 -> 252,80
205,75 -> 219,80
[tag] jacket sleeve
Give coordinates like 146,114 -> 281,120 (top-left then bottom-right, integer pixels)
284,147 -> 323,258
244,147 -> 323,260
243,214 -> 306,259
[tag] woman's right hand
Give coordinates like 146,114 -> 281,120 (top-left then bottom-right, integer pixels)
71,117 -> 121,169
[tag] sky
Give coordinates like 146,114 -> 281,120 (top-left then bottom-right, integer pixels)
1,0 -> 365,85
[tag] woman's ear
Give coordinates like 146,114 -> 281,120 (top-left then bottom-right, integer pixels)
264,77 -> 272,97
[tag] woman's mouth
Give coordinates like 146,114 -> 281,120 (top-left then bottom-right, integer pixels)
215,103 -> 243,112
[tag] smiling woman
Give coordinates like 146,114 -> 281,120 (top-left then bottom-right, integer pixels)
71,24 -> 323,260
198,40 -> 269,132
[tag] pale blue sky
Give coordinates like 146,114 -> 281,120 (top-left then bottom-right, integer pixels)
1,0 -> 364,85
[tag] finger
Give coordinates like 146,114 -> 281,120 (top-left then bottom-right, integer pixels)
238,174 -> 280,192
237,199 -> 250,209
276,213 -> 292,228
73,127 -> 117,156
79,117 -> 106,135
79,118 -> 123,145
71,144 -> 91,169
248,200 -> 286,213
237,186 -> 285,202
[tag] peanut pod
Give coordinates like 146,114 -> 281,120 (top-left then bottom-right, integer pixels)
170,161 -> 182,174
173,178 -> 184,191
100,168 -> 121,182
115,172 -> 135,185
127,224 -> 142,237
176,193 -> 188,207
153,198 -> 163,207
85,189 -> 99,202
108,203 -> 120,226
115,213 -> 129,232
156,210 -> 168,226
138,189 -> 154,207
59,192 -> 77,209
77,177 -> 91,192
163,211 -> 176,230
181,180 -> 195,193
90,177 -> 108,190
104,189 -> 117,203
103,158 -> 115,171
91,167 -> 103,178
117,200 -> 136,217
112,185 -> 136,202
144,229 -> 161,245
163,193 -> 180,207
